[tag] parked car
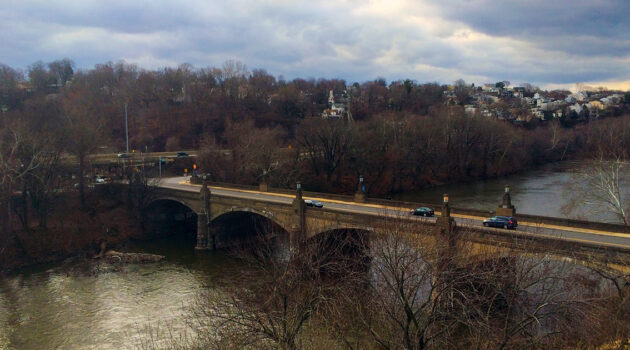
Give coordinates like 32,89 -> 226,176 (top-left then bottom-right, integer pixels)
410,207 -> 434,217
95,177 -> 106,184
304,199 -> 324,208
176,152 -> 189,157
483,216 -> 518,229
117,153 -> 130,158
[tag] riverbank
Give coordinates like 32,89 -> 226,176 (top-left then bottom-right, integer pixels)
0,192 -> 144,275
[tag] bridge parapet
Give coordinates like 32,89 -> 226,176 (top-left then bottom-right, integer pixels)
200,181 -> 630,233
151,187 -> 204,213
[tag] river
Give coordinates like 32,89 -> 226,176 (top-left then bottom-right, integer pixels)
0,160 -> 626,349
0,236 -> 232,350
393,160 -> 629,223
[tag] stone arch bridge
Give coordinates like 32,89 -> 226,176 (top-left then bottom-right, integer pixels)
148,182 -> 630,272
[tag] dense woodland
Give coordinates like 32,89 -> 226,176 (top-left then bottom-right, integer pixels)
2,59 -> 630,196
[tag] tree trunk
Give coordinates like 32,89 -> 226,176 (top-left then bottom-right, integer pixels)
7,183 -> 13,234
21,183 -> 28,229
0,193 -> 8,238
78,154 -> 86,210
39,194 -> 47,229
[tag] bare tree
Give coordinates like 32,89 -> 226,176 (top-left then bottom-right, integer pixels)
194,229 -> 361,350
62,92 -> 102,209
563,157 -> 629,225
326,220 -> 464,350
578,256 -> 630,348
0,122 -> 43,234
328,221 -> 604,350
223,120 -> 286,185
297,118 -> 353,184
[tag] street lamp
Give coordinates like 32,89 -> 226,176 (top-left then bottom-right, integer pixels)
296,182 -> 301,190
504,185 -> 510,193
443,193 -> 449,204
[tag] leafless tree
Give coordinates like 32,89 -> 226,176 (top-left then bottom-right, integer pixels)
23,138 -> 64,229
62,92 -> 102,209
577,255 -> 630,348
563,157 -> 629,225
223,120 -> 286,185
0,122 -> 43,234
297,118 -> 353,184
327,221 -> 605,349
124,163 -> 162,229
193,228 -> 362,350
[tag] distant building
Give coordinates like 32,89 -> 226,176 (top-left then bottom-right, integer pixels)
586,100 -> 605,111
464,105 -> 478,116
570,91 -> 589,102
482,83 -> 497,92
569,103 -> 583,115
322,90 -> 353,121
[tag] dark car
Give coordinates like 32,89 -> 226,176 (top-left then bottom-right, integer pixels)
411,207 -> 434,217
176,152 -> 189,157
304,199 -> 324,208
483,216 -> 518,229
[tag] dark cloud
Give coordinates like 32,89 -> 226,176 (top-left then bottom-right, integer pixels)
438,0 -> 630,56
0,1 -> 628,88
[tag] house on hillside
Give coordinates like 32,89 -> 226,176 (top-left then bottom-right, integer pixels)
464,105 -> 478,116
568,103 -> 583,115
322,90 -> 353,121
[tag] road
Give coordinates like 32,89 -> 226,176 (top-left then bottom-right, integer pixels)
59,150 -> 199,166
159,177 -> 630,250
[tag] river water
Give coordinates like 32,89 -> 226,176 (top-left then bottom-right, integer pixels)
0,236 -> 231,350
393,160 -> 629,223
0,161 -> 626,349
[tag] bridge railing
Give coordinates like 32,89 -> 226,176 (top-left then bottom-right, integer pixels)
199,181 -> 630,234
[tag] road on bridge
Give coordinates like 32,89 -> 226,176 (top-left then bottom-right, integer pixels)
158,177 -> 630,250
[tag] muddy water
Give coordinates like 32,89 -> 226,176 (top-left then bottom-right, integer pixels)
0,236 -> 232,350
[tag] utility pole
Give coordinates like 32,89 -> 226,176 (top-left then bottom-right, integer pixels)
125,103 -> 129,153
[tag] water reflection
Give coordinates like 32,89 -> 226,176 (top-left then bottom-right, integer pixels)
0,236 -> 232,350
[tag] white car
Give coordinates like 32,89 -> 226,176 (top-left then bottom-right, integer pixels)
95,177 -> 106,184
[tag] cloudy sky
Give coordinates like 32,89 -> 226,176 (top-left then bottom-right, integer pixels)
1,0 -> 629,90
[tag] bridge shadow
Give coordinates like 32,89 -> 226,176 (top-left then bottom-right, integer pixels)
306,228 -> 372,277
210,211 -> 290,250
144,199 -> 198,245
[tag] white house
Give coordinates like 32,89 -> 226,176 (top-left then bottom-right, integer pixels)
569,103 -> 582,115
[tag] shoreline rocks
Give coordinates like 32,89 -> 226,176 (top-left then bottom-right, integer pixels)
100,250 -> 165,264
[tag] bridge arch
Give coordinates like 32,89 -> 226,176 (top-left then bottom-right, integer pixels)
210,207 -> 287,229
143,198 -> 199,243
208,207 -> 291,250
148,196 -> 199,214
310,224 -> 374,239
